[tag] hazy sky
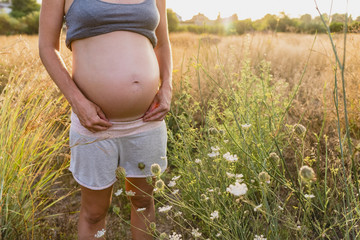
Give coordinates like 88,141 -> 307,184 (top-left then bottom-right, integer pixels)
167,0 -> 360,20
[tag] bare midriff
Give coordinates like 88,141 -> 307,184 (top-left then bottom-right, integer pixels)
70,31 -> 160,121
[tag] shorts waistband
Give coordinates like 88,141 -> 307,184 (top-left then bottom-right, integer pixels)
70,110 -> 164,138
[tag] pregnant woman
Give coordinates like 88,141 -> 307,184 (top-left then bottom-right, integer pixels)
38,0 -> 172,238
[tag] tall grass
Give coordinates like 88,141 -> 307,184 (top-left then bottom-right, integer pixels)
0,41 -> 71,239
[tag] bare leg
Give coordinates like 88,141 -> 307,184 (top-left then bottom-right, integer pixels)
125,176 -> 156,240
78,185 -> 113,240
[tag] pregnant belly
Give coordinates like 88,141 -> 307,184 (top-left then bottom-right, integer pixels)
71,31 -> 160,120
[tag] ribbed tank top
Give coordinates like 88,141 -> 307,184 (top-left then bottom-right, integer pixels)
64,0 -> 160,50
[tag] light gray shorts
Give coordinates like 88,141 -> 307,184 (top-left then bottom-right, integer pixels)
69,111 -> 168,190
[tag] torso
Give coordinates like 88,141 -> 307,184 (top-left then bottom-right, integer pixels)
64,0 -> 160,121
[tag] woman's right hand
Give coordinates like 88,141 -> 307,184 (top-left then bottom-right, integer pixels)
71,96 -> 112,132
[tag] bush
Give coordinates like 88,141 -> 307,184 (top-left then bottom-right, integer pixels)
0,14 -> 22,35
20,11 -> 39,34
330,22 -> 343,32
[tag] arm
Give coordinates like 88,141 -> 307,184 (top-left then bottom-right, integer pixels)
143,0 -> 173,121
38,0 -> 111,132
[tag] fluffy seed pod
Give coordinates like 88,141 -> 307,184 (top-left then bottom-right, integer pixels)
299,165 -> 316,181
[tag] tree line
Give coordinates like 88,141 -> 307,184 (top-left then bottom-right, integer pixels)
167,10 -> 360,35
0,1 -> 359,35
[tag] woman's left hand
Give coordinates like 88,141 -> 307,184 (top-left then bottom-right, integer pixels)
143,85 -> 172,121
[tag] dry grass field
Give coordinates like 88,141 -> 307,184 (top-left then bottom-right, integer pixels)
1,32 -> 360,239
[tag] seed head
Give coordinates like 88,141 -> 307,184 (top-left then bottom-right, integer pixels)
150,163 -> 161,176
115,167 -> 126,180
258,171 -> 270,183
155,179 -> 165,190
293,123 -> 306,135
159,232 -> 168,239
138,162 -> 145,170
149,222 -> 156,230
299,165 -> 316,181
269,152 -> 280,161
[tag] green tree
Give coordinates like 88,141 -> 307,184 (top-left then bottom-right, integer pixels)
166,8 -> 179,32
10,0 -> 40,18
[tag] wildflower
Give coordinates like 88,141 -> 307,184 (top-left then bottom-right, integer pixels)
293,123 -> 306,135
138,162 -> 145,170
172,175 -> 181,181
304,194 -> 315,199
254,234 -> 267,240
150,163 -> 162,176
216,231 -> 222,237
299,165 -> 316,181
208,146 -> 220,157
158,205 -> 172,213
195,158 -> 202,164
191,228 -> 202,238
224,139 -> 229,143
297,225 -> 301,230
226,181 -> 248,196
115,167 -> 126,179
200,193 -> 209,201
155,179 -> 165,190
125,190 -> 136,196
207,188 -> 214,192
241,123 -> 251,129
174,211 -> 182,217
169,232 -> 182,240
258,171 -> 270,184
137,207 -> 146,212
269,152 -> 280,161
278,205 -> 284,211
171,189 -> 179,195
210,210 -> 219,220
168,180 -> 176,187
159,233 -> 168,240
254,204 -> 262,212
223,152 -> 238,162
114,188 -> 123,196
94,229 -> 106,238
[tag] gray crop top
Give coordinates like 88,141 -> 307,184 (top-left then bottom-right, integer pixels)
64,0 -> 160,50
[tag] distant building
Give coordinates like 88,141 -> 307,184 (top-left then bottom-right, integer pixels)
0,0 -> 12,14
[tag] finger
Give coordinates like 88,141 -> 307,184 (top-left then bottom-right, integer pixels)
143,106 -> 164,120
97,108 -> 109,121
143,110 -> 168,122
95,116 -> 113,128
145,101 -> 159,114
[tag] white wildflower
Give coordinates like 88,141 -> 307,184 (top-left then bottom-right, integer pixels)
216,231 -> 222,237
171,189 -> 179,195
168,180 -> 176,187
169,232 -> 182,240
158,205 -> 172,213
224,139 -> 229,143
207,188 -> 214,192
254,204 -> 262,212
195,158 -> 202,164
304,194 -> 315,199
278,205 -> 284,211
191,228 -> 202,238
211,146 -> 220,151
137,207 -> 146,212
254,234 -> 267,240
208,151 -> 220,158
226,181 -> 248,196
223,152 -> 238,162
114,189 -> 123,196
172,175 -> 181,181
150,163 -> 161,176
174,211 -> 182,217
125,190 -> 136,196
94,229 -> 106,238
210,210 -> 219,220
241,123 -> 252,129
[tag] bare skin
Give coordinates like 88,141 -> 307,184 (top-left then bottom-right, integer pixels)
38,0 -> 172,238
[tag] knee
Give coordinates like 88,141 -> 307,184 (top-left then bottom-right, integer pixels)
128,195 -> 153,209
82,208 -> 108,225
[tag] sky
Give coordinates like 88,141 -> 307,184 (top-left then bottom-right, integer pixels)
166,0 -> 360,21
